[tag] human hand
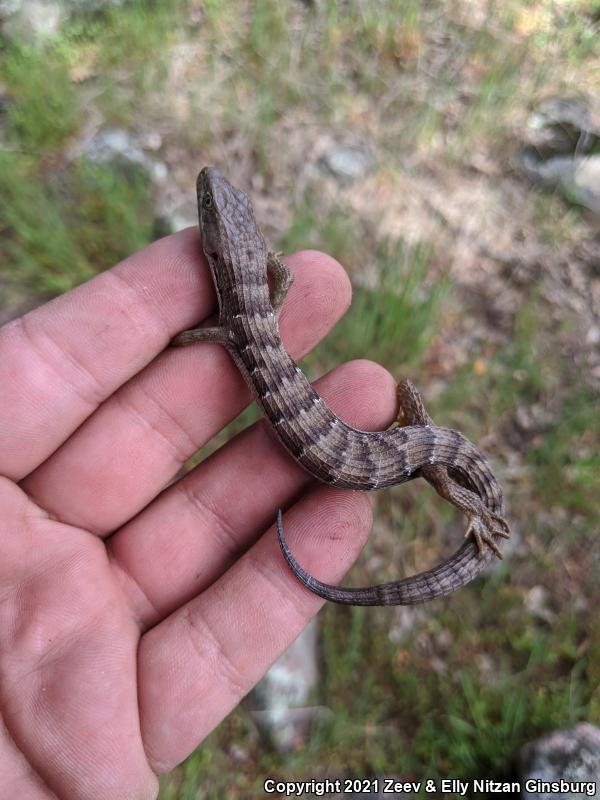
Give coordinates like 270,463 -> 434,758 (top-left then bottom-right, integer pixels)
0,229 -> 398,799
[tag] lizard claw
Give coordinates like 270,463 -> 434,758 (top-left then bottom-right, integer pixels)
489,512 -> 511,537
465,511 -> 511,560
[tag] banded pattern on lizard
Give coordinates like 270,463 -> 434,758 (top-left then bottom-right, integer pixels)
173,166 -> 510,606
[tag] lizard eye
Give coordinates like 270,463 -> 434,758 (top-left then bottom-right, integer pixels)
203,191 -> 213,209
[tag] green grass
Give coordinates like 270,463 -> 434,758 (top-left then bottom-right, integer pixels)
1,42 -> 81,153
280,195 -> 451,375
0,155 -> 155,295
0,153 -> 92,295
432,290 -> 563,450
529,389 -> 600,520
318,237 -> 450,371
0,1 -> 174,298
0,1 -> 598,797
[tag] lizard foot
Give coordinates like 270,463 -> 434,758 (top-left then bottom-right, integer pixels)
465,510 -> 511,560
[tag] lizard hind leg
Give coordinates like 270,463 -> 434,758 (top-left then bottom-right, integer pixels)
465,510 -> 510,558
395,378 -> 510,560
424,463 -> 511,560
441,479 -> 510,558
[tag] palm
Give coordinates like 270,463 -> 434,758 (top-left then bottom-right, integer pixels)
1,490 -> 151,795
0,230 -> 392,799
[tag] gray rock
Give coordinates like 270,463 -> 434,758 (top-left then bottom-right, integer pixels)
524,585 -> 555,624
63,0 -> 124,8
0,0 -> 22,17
522,152 -> 600,214
526,97 -> 599,158
1,0 -> 125,38
521,152 -> 578,187
521,95 -> 600,214
2,0 -> 63,40
322,144 -> 372,180
83,127 -> 168,184
252,620 -> 321,751
569,156 -> 600,213
519,723 -> 600,799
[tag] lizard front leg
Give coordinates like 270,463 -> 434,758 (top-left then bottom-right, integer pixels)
396,379 -> 510,559
267,252 -> 293,313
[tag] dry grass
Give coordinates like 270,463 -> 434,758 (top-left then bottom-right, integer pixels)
0,1 -> 598,797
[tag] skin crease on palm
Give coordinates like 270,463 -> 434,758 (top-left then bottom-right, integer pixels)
0,227 -> 414,799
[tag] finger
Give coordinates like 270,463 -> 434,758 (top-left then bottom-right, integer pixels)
21,251 -> 351,531
138,486 -> 372,772
0,228 -> 210,480
109,360 -> 397,627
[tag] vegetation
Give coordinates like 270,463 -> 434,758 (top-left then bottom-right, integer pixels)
0,1 -> 598,797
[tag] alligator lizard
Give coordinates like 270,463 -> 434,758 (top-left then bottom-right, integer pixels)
173,166 -> 510,606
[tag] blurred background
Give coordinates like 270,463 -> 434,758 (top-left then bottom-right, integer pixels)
1,1 -> 599,797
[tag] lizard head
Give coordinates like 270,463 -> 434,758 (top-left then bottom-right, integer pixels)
196,166 -> 259,260
195,167 -> 269,320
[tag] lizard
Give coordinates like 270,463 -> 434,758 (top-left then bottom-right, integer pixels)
172,166 -> 510,606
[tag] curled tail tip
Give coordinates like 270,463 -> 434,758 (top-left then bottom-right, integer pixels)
276,508 -> 286,550
276,509 -> 298,569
